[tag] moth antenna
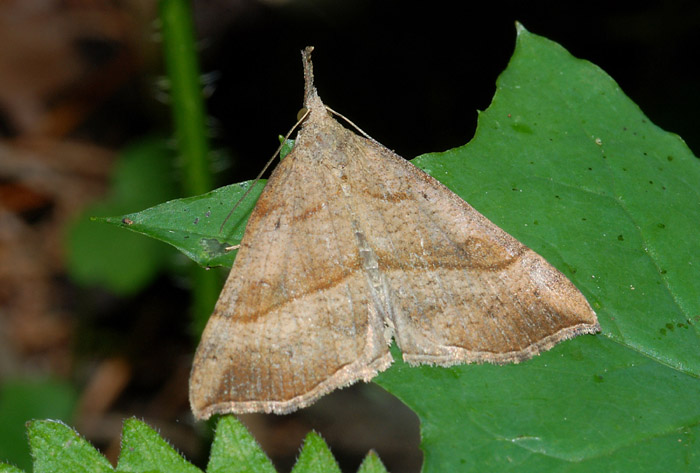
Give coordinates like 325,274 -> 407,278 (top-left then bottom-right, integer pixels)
324,105 -> 374,141
218,108 -> 310,234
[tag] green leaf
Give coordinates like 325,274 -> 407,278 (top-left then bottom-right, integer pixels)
356,451 -> 388,473
116,418 -> 201,473
0,379 -> 76,471
28,420 -> 113,473
65,138 -> 179,294
280,137 -> 295,160
94,138 -> 288,270
290,432 -> 341,473
375,23 -> 700,472
15,415 -> 387,473
207,416 -> 276,473
96,180 -> 265,268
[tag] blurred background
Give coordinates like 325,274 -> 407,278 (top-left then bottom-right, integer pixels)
0,0 -> 697,471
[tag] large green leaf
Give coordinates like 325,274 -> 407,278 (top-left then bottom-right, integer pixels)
99,24 -> 700,472
375,23 -> 700,472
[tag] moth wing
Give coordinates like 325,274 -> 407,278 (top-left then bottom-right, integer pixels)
189,136 -> 392,419
338,131 -> 599,365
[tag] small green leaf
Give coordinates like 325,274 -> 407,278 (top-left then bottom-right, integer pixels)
97,180 -> 265,268
28,420 -> 113,473
290,432 -> 341,473
116,418 -> 201,473
279,136 -> 295,160
357,451 -> 388,473
207,416 -> 276,473
19,416 -> 388,473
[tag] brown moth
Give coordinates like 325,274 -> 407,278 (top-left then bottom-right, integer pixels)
189,47 -> 599,419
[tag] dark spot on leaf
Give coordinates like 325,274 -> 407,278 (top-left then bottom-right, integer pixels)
659,328 -> 666,336
533,220 -> 539,225
617,234 -> 624,241
667,155 -> 674,161
665,323 -> 674,331
193,217 -> 199,225
593,374 -> 604,383
660,269 -> 667,275
657,223 -> 665,229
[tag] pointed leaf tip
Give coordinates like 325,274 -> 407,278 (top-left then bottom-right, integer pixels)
357,450 -> 389,473
291,432 -> 341,473
118,418 -> 201,473
28,420 -> 113,473
208,416 -> 276,473
515,21 -> 528,35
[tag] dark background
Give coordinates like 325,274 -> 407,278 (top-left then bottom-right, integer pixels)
0,1 -> 697,472
200,0 -> 699,184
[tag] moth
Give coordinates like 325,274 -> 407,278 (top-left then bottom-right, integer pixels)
189,47 -> 599,419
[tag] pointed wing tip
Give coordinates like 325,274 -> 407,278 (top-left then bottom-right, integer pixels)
401,320 -> 601,367
189,351 -> 394,418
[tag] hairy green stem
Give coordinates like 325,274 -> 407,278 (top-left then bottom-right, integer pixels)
159,0 -> 219,335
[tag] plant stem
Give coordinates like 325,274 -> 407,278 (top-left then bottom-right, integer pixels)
159,0 -> 219,335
